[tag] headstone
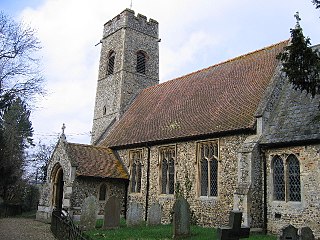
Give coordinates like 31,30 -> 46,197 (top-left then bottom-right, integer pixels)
147,202 -> 162,226
103,196 -> 120,229
126,202 -> 144,226
217,211 -> 250,240
172,197 -> 190,238
300,226 -> 315,240
279,225 -> 298,240
79,196 -> 99,230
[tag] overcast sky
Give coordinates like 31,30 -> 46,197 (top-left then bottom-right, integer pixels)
1,0 -> 319,145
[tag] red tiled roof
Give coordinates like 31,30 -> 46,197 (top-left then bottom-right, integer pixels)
103,41 -> 289,148
65,142 -> 129,179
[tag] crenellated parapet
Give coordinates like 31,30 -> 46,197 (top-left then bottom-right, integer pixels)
103,9 -> 158,39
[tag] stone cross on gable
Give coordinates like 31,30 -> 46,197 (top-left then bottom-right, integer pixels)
60,123 -> 66,141
217,211 -> 250,240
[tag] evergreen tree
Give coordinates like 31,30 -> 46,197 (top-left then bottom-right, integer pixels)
277,13 -> 320,99
0,98 -> 33,201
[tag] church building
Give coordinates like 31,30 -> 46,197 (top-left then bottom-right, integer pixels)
37,9 -> 320,237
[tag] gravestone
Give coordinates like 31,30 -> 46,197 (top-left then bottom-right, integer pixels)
79,195 -> 99,230
126,202 -> 144,226
103,196 -> 120,229
147,202 -> 162,226
172,197 -> 190,238
217,211 -> 250,240
300,226 -> 315,240
278,225 -> 298,240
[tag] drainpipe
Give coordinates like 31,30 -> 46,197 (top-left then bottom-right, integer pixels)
124,180 -> 129,220
261,148 -> 268,234
145,146 -> 151,221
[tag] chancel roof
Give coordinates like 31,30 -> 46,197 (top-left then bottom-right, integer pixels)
260,80 -> 320,146
103,40 -> 289,148
65,142 -> 129,179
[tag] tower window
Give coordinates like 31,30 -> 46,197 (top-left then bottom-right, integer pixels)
136,51 -> 146,74
107,51 -> 115,75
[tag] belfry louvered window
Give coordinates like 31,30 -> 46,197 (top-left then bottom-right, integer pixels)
107,51 -> 115,75
136,51 -> 146,74
272,154 -> 301,202
198,141 -> 218,197
160,146 -> 175,194
130,150 -> 142,193
273,156 -> 285,201
287,155 -> 301,202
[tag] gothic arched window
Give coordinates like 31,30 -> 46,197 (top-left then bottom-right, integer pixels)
160,146 -> 175,194
271,154 -> 301,202
287,155 -> 301,202
107,51 -> 115,75
198,141 -> 218,197
136,51 -> 146,74
130,150 -> 142,193
272,156 -> 285,201
99,183 -> 107,201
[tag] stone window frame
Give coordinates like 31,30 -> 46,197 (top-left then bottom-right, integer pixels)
98,183 -> 108,202
271,154 -> 301,202
158,144 -> 176,196
129,149 -> 143,194
136,50 -> 147,75
106,50 -> 115,75
196,139 -> 219,199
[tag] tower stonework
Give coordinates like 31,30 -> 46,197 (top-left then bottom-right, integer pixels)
91,9 -> 159,145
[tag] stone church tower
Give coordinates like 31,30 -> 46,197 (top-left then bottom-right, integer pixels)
91,9 -> 159,145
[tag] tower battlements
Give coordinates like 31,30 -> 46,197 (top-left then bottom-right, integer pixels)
103,9 -> 158,39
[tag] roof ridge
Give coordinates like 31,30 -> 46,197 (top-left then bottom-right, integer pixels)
67,142 -> 110,150
143,39 -> 289,92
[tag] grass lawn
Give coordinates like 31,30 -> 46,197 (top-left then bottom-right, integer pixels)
85,219 -> 277,240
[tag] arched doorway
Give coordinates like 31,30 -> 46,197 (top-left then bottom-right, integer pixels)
51,164 -> 64,209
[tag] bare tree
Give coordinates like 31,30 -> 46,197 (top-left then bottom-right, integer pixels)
29,141 -> 55,183
313,0 -> 320,9
0,11 -> 44,107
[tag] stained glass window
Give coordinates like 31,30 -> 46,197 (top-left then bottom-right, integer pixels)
272,154 -> 301,202
198,141 -> 218,197
287,155 -> 301,202
160,146 -> 175,194
273,156 -> 285,201
99,184 -> 107,201
130,150 -> 142,193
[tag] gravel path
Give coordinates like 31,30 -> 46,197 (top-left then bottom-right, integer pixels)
0,218 -> 56,240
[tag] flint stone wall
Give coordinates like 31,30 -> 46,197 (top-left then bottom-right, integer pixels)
117,134 -> 251,227
265,144 -> 320,238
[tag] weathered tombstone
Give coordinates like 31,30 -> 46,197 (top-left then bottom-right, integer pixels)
172,197 -> 191,238
103,196 -> 120,229
147,202 -> 162,226
300,226 -> 315,240
278,225 -> 298,240
79,196 -> 99,230
217,211 -> 250,240
126,202 -> 144,226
